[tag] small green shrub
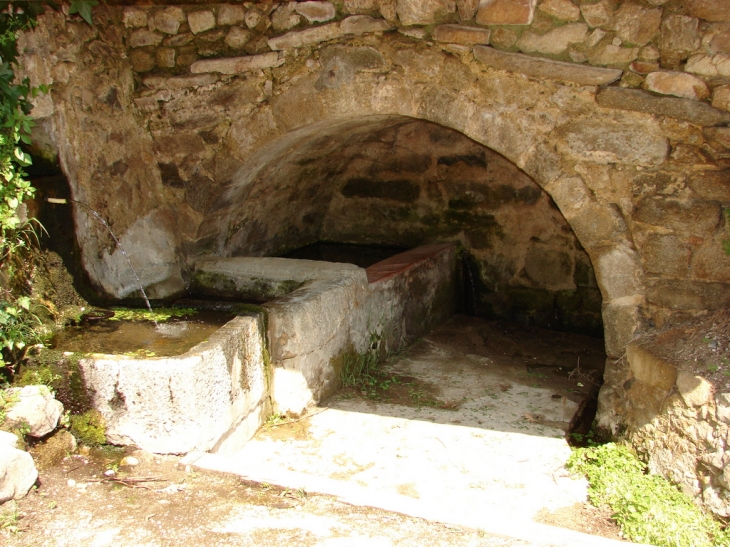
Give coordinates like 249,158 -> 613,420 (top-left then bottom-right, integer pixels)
69,409 -> 106,446
567,443 -> 730,547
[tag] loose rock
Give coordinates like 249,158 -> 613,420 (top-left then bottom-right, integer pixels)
0,442 -> 37,503
3,385 -> 64,438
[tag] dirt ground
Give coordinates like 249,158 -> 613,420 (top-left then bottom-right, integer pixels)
637,308 -> 730,391
2,316 -> 623,546
1,443 -> 620,547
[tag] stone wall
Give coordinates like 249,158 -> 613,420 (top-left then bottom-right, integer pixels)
319,120 -> 602,334
192,244 -> 458,415
17,1 -> 730,400
602,341 -> 730,518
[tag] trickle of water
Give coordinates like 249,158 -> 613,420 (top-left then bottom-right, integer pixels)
47,197 -> 156,324
462,255 -> 478,316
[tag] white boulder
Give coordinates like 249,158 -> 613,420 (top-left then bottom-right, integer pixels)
3,385 -> 64,438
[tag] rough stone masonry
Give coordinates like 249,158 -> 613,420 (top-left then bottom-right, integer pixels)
15,0 -> 730,516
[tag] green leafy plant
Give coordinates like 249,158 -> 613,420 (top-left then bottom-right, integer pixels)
0,296 -> 41,378
68,0 -> 98,25
567,443 -> 730,547
0,2 -> 98,381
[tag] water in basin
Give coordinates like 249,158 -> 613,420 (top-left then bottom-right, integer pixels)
51,309 -> 237,357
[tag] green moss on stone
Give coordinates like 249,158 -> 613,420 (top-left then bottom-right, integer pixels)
69,409 -> 106,446
190,271 -> 238,296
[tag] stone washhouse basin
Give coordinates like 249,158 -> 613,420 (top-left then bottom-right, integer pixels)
78,244 -> 457,454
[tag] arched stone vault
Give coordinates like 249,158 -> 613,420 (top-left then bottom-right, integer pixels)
180,40 -> 655,359
21,8 -> 730,365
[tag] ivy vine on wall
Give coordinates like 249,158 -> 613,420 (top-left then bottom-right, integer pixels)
0,1 -> 96,380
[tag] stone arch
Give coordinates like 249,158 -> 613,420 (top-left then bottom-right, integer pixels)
191,51 -> 651,356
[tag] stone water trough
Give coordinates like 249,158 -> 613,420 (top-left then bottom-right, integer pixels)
78,244 -> 456,454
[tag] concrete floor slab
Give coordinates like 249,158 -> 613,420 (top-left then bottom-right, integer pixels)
187,316 -> 641,546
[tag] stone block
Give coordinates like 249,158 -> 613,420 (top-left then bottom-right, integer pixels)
165,33 -> 193,47
569,202 -> 628,248
218,4 -> 245,26
713,85 -> 730,112
677,372 -> 714,407
630,61 -> 658,74
271,3 -> 302,31
0,444 -> 37,503
538,0 -> 579,22
704,127 -> 730,152
188,11 -> 216,35
640,45 -> 661,61
128,29 -> 163,48
556,119 -> 668,166
473,46 -> 621,85
144,73 -> 219,90
476,0 -> 536,25
191,52 -> 284,74
687,0 -> 730,23
688,170 -> 730,202
341,15 -> 391,35
3,385 -> 63,438
80,314 -> 268,454
625,379 -> 671,427
268,23 -> 343,50
715,393 -> 730,424
593,245 -> 644,301
516,23 -> 587,56
123,7 -> 147,28
647,279 -> 730,310
133,97 -> 159,111
588,44 -> 639,66
395,0 -> 455,25
156,47 -> 175,68
432,24 -> 490,45
295,1 -> 337,23
659,15 -> 700,56
641,233 -> 691,277
626,342 -> 678,391
489,27 -> 518,49
379,0 -> 398,22
710,31 -> 730,55
151,7 -> 185,35
685,54 -> 730,78
398,27 -> 428,40
225,27 -> 251,49
456,0 -> 479,21
609,3 -> 661,47
344,0 -> 378,14
603,302 -> 645,358
523,247 -> 572,288
633,197 -> 721,234
595,87 -> 730,127
580,1 -> 612,28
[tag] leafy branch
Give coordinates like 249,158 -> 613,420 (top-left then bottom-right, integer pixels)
0,1 -> 97,380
